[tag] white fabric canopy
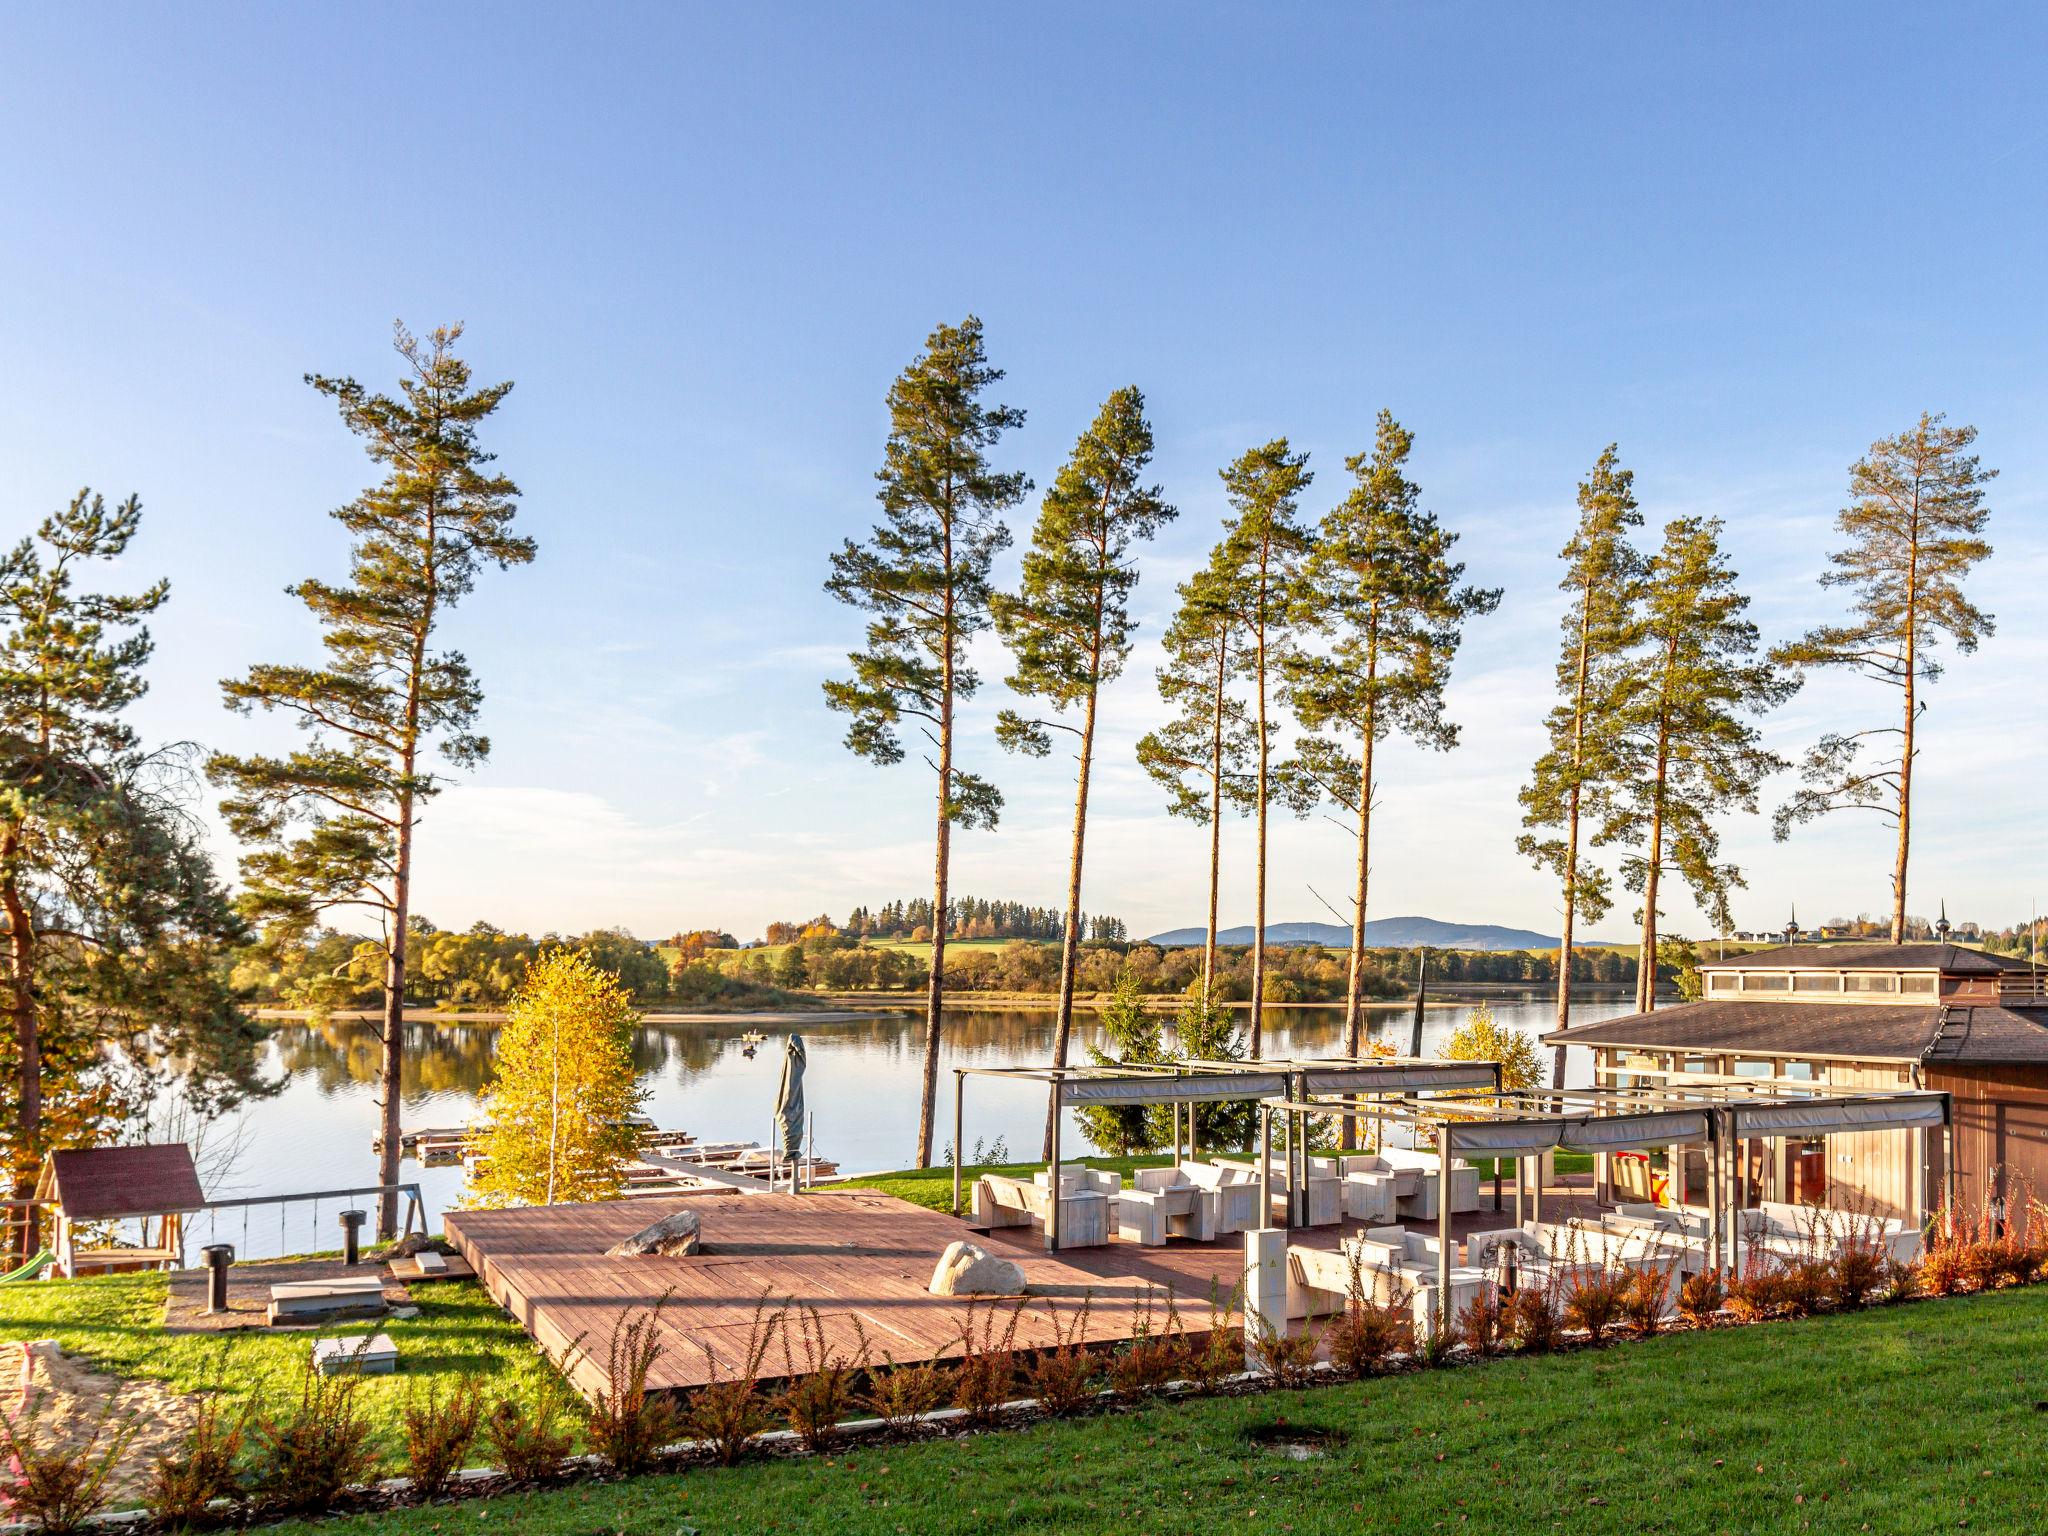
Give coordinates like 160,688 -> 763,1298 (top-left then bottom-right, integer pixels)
1301,1062 -> 1499,1094
1055,1072 -> 1287,1105
1732,1096 -> 1946,1137
1447,1107 -> 1711,1157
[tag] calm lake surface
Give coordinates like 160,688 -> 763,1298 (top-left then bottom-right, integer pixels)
191,994 -> 1630,1260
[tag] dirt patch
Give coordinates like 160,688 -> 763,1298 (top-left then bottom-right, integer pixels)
7,1341 -> 201,1503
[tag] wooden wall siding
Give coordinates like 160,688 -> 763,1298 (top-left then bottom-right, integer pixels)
1926,1064 -> 2048,1214
1820,1062 -> 1919,1219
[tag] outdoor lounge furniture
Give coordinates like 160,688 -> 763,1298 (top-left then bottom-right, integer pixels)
1285,1225 -> 1486,1343
1119,1168 -> 1215,1246
1739,1201 -> 1921,1266
1368,1146 -> 1482,1219
1326,1155 -> 1399,1223
1211,1157 -> 1343,1226
971,1174 -> 1110,1247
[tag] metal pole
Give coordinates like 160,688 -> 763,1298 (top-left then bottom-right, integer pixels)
1172,1102 -> 1182,1169
1435,1122 -> 1454,1341
951,1070 -> 964,1217
1047,1080 -> 1062,1253
1259,1106 -> 1273,1231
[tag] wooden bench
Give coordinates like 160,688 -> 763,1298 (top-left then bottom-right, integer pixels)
269,1276 -> 386,1325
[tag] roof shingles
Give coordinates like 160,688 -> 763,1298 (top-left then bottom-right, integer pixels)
1548,1000 -> 2048,1067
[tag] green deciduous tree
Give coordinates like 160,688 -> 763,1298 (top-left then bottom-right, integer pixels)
463,948 -> 646,1209
1518,446 -> 1644,1082
823,316 -> 1028,1166
1772,413 -> 1996,943
993,386 -> 1175,1155
1079,973 -> 1166,1156
1285,412 -> 1498,1115
209,323 -> 534,1236
1,490 -> 262,1230
1217,440 -> 1314,1059
1135,546 -> 1256,1001
1599,516 -> 1795,1010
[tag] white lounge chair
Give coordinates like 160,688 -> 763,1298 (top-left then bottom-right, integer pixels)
971,1173 -> 1110,1247
1369,1147 -> 1482,1219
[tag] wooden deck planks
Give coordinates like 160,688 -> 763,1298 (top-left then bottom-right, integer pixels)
446,1178 -> 1609,1400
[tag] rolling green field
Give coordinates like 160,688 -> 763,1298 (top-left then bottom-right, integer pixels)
261,1284 -> 2048,1536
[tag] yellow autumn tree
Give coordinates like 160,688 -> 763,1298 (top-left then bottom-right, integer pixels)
463,948 -> 646,1208
1438,1005 -> 1543,1093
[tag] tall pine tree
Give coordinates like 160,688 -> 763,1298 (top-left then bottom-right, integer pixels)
2,490 -> 260,1240
1135,544 -> 1256,1000
824,316 -> 1027,1167
1598,516 -> 1795,1011
210,323 -> 533,1237
1285,412 -> 1498,1103
1772,413 -> 1995,943
1217,440 -> 1313,1059
1518,446 -> 1643,1075
993,386 -> 1174,1156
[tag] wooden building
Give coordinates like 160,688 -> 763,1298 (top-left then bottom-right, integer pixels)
1547,942 -> 2048,1220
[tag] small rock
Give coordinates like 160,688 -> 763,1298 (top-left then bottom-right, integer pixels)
390,1306 -> 420,1320
928,1240 -> 1026,1297
608,1209 -> 702,1258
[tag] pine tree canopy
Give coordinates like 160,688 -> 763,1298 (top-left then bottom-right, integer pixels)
824,316 -> 1028,830
2,490 -> 263,1184
1135,548 -> 1257,822
1772,412 -> 1995,836
209,322 -> 532,938
1516,444 -> 1647,929
993,385 -> 1175,754
1597,515 -> 1795,934
1285,411 -> 1500,812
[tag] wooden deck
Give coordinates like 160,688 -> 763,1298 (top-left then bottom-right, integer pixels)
447,1176 -> 1607,1400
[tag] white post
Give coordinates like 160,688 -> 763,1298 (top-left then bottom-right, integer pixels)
1435,1123 -> 1454,1341
1244,1227 -> 1287,1371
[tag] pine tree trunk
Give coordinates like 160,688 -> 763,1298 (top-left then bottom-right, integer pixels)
1552,594 -> 1596,1088
1203,638 -> 1227,1004
1340,717 -> 1375,1150
1893,493 -> 1920,945
1638,636 -> 1677,1014
1,837 -> 39,1258
378,800 -> 411,1240
1043,677 -> 1099,1159
1250,549 -> 1270,1060
918,578 -> 956,1169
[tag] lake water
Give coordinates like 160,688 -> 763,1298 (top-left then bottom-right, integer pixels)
185,993 -> 1629,1260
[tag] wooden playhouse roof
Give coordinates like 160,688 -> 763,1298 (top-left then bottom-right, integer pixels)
37,1144 -> 205,1220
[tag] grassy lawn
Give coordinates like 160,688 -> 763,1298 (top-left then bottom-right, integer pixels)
264,1285 -> 2048,1535
834,1153 -> 1596,1212
0,1262 -> 569,1458
833,1156 -> 1177,1212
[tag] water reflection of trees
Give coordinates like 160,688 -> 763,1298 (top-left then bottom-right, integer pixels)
262,998 -> 1551,1109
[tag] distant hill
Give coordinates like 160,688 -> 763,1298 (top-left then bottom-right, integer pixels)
1143,915 -> 1562,951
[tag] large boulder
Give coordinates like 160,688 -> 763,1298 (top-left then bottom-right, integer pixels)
928,1239 -> 1026,1297
608,1209 -> 702,1258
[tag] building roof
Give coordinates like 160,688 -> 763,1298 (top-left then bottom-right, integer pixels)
1547,1000 -> 2048,1067
1698,942 -> 2030,974
36,1144 -> 205,1221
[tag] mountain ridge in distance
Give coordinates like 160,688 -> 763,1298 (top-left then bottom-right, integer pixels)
1143,915 -> 1564,951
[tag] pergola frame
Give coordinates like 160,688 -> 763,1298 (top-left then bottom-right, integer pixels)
1268,1080 -> 1953,1311
949,1057 -> 1502,1251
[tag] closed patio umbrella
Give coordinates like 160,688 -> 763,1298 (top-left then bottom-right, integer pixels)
773,1034 -> 807,1190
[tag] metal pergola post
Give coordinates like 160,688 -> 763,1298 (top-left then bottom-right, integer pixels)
1259,1106 -> 1273,1230
950,1070 -> 964,1218
1435,1121 -> 1454,1337
1046,1079 -> 1062,1253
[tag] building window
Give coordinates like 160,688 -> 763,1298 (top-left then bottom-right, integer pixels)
1794,973 -> 1841,992
1707,973 -> 1739,994
1843,973 -> 1898,993
1743,973 -> 1790,992
1900,975 -> 1935,994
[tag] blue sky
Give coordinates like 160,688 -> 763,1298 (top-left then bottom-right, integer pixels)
3,5 -> 2043,944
